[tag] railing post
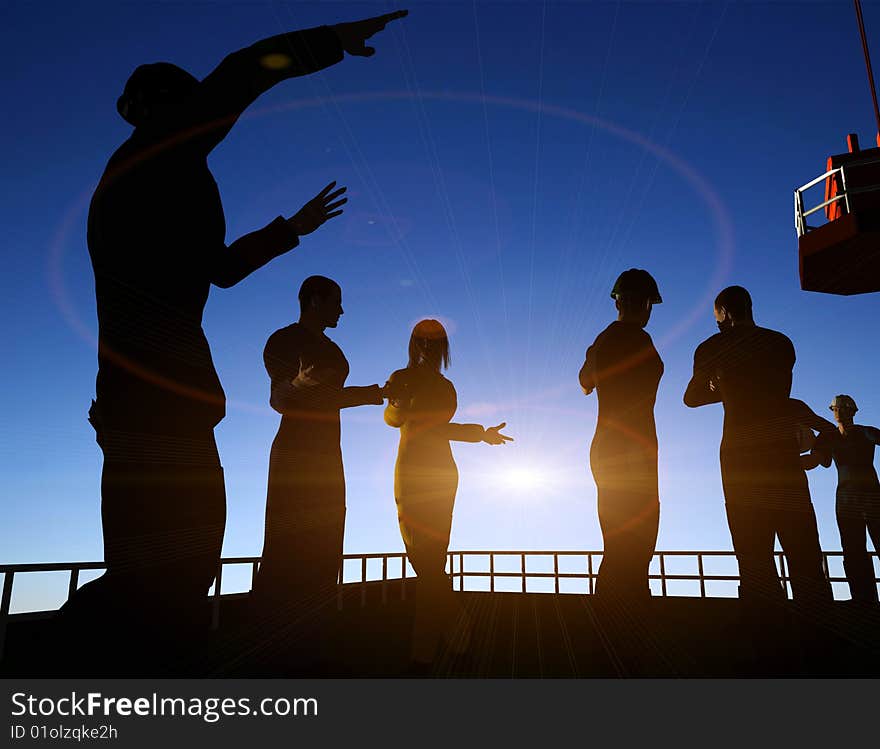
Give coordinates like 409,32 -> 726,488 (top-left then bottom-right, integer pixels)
459,553 -> 465,593
361,557 -> 367,608
554,554 -> 559,595
659,553 -> 667,597
489,553 -> 495,593
587,553 -> 594,595
778,552 -> 789,599
521,553 -> 526,594
447,552 -> 454,591
796,190 -> 806,234
0,572 -> 14,661
67,568 -> 80,602
337,557 -> 344,611
401,555 -> 407,601
211,563 -> 223,631
698,554 -> 706,598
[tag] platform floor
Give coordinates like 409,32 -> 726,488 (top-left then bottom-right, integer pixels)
4,584 -> 880,677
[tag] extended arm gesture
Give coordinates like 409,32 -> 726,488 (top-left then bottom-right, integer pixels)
287,181 -> 347,237
333,10 -> 409,57
483,422 -> 514,445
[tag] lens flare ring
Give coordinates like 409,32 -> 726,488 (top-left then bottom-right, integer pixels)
48,90 -> 733,415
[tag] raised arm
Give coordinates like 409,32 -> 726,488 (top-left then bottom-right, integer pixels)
211,182 -> 346,287
189,25 -> 342,153
189,11 -> 407,153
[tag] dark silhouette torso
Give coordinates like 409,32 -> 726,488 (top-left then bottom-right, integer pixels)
388,367 -> 467,539
818,427 -> 880,490
64,23 -> 346,668
88,24 -> 343,429
815,426 -> 880,603
89,142 -> 228,428
688,324 -> 832,605
693,327 -> 794,441
582,320 -> 663,599
586,321 -> 663,481
254,323 -> 351,602
385,366 -> 484,661
692,326 -> 803,505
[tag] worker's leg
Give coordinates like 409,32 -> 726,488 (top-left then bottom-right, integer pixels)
838,493 -> 878,604
777,502 -> 833,608
725,502 -> 783,605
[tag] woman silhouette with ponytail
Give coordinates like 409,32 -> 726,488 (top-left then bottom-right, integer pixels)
384,319 -> 512,670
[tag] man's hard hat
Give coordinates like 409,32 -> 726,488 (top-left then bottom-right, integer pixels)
829,394 -> 858,412
611,269 -> 662,304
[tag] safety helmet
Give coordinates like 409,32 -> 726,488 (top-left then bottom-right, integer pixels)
611,269 -> 662,304
829,394 -> 858,413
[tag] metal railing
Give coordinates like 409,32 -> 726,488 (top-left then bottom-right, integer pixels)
794,158 -> 880,236
2,550 -> 877,659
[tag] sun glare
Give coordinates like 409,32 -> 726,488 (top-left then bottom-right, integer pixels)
499,465 -> 551,493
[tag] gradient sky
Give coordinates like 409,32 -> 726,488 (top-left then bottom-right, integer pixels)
3,1 -> 879,609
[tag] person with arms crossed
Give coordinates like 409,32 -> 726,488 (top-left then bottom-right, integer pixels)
684,286 -> 832,612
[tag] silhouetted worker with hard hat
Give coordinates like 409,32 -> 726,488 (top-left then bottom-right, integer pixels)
806,395 -> 880,605
580,269 -> 663,604
253,277 -> 388,618
64,10 -> 409,656
684,286 -> 832,611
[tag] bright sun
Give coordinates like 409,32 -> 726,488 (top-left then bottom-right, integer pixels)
499,465 -> 550,493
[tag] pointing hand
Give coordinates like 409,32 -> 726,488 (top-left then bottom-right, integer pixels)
333,10 -> 408,57
483,422 -> 514,445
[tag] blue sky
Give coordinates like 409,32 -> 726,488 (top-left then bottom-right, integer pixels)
3,1 -> 879,608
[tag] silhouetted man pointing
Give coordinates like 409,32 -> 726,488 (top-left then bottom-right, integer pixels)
64,11 -> 408,657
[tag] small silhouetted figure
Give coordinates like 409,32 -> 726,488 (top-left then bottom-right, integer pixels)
384,320 -> 512,669
580,269 -> 663,604
806,395 -> 880,604
252,277 -> 387,614
684,286 -> 833,609
66,11 -> 407,648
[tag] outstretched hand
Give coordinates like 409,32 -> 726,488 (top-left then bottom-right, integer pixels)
381,378 -> 409,403
333,10 -> 408,57
483,422 -> 513,445
287,182 -> 347,237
